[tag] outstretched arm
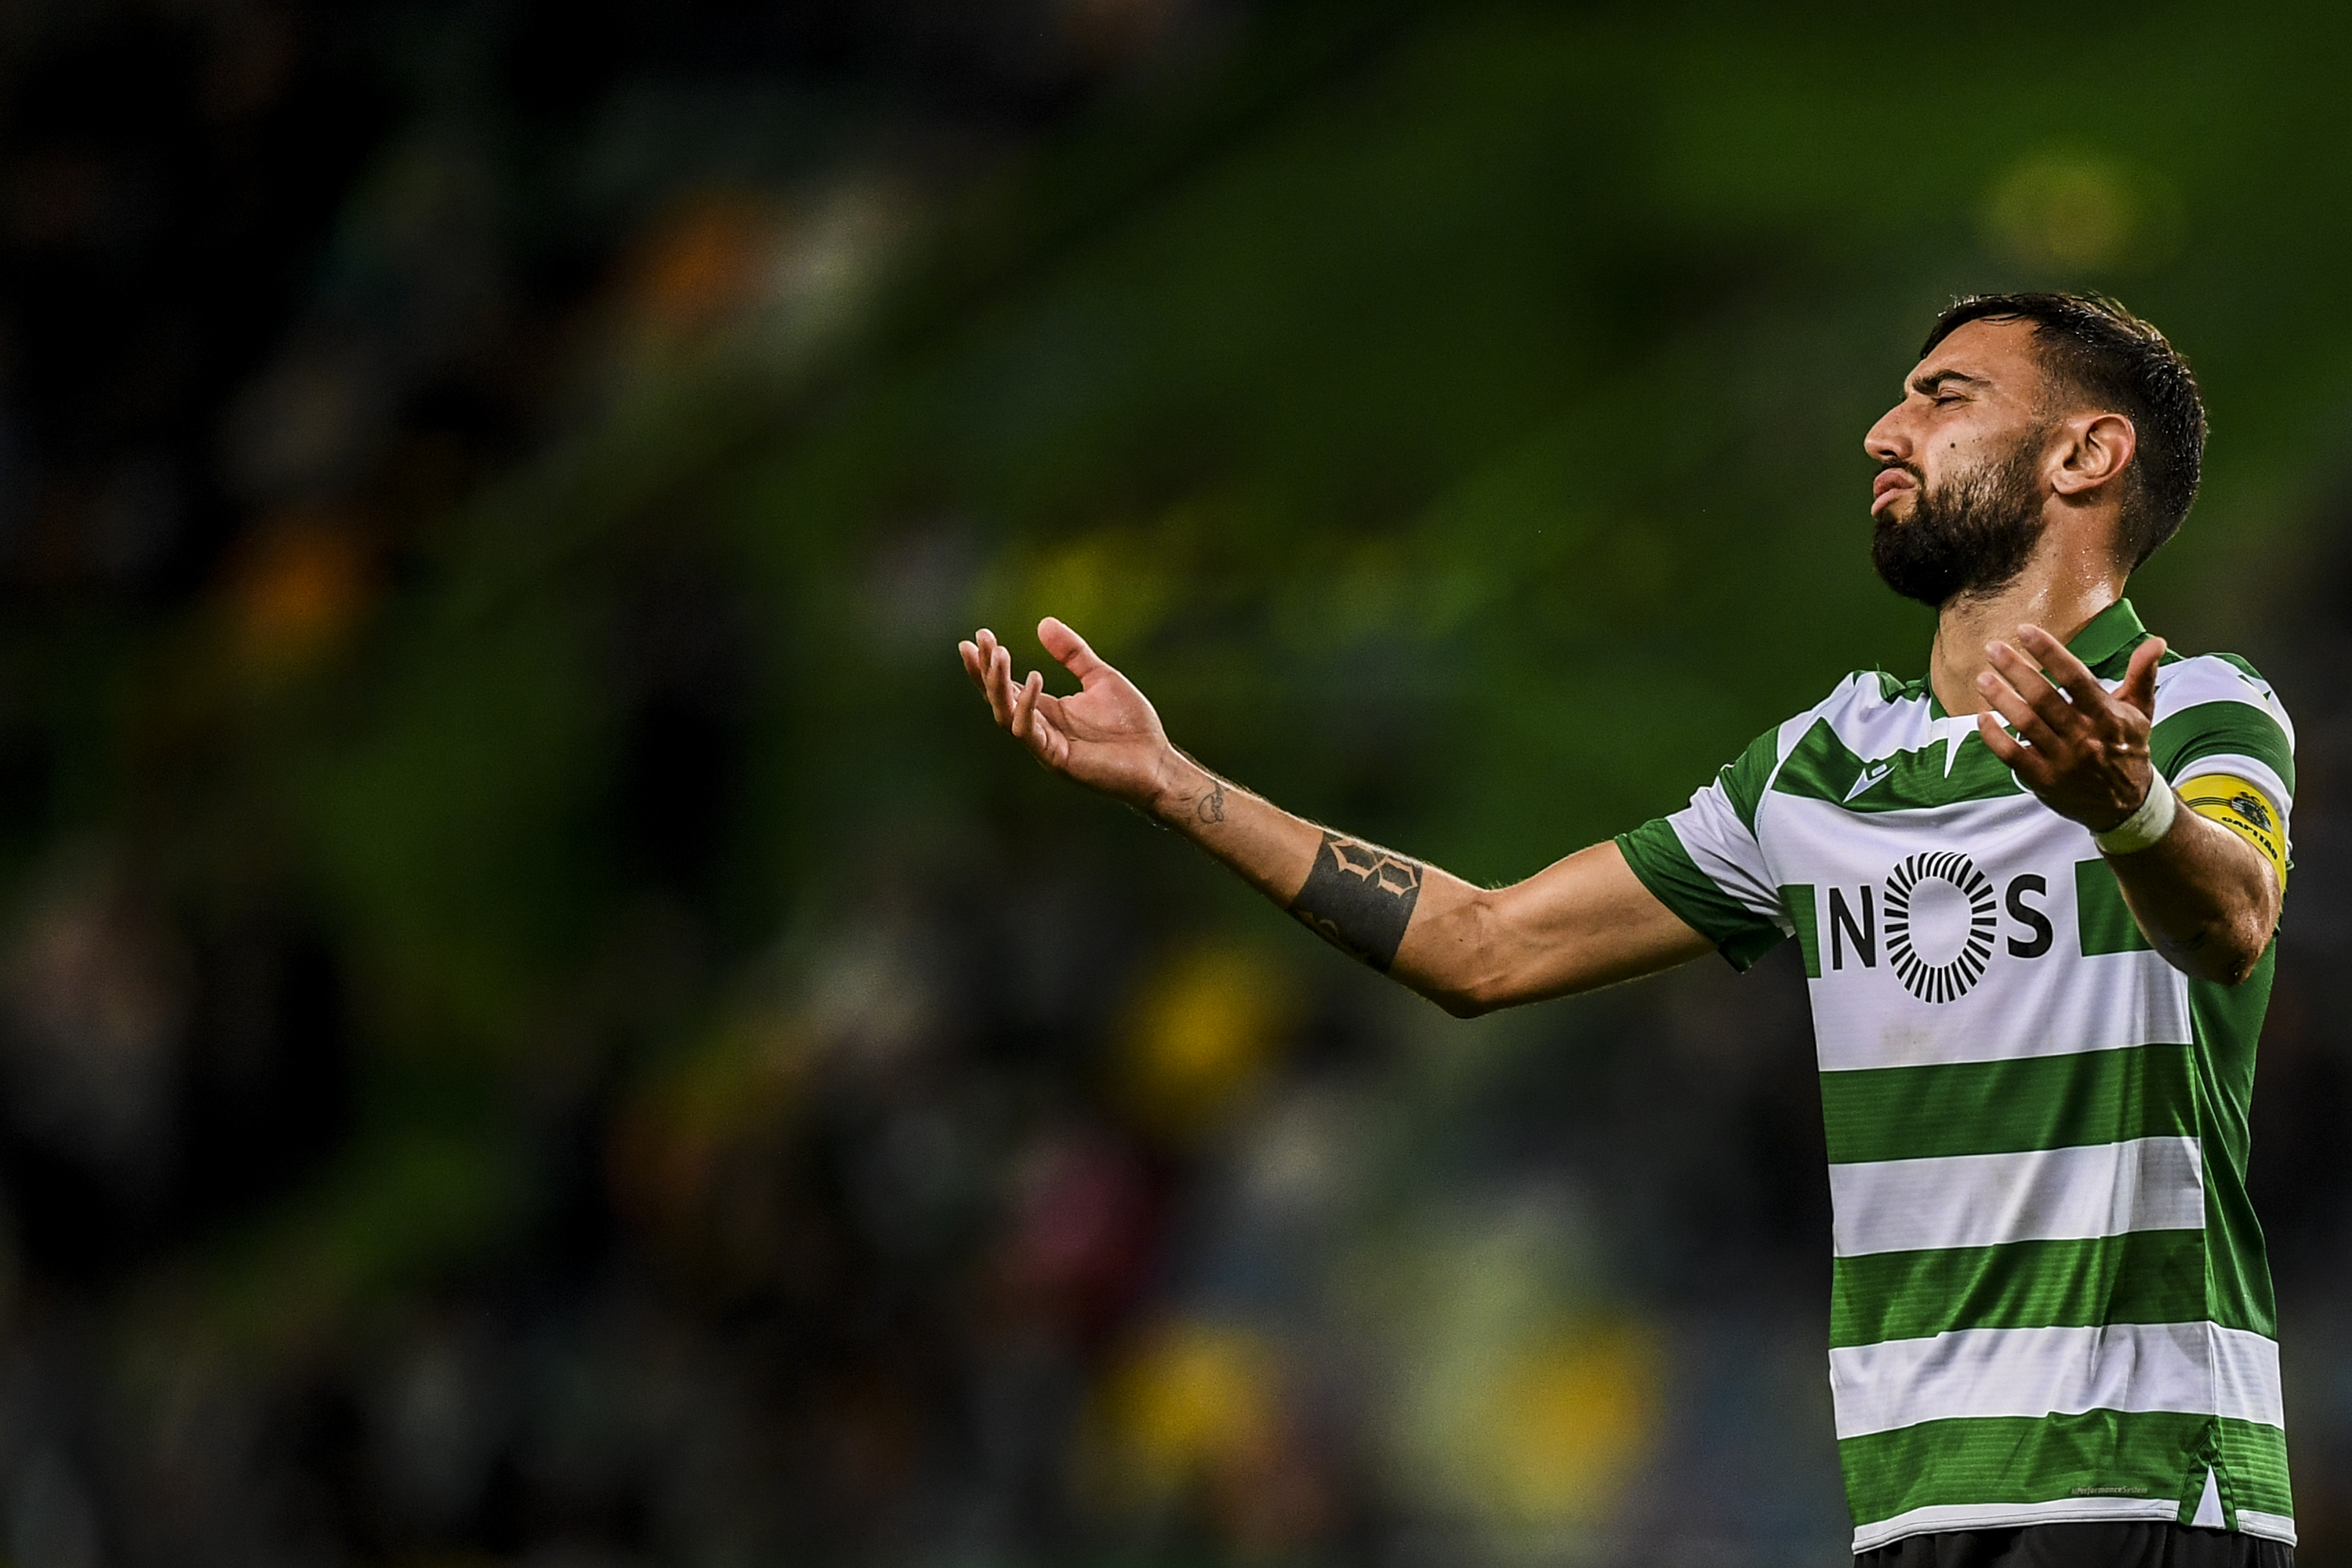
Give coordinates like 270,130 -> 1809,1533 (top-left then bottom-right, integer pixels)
960,619 -> 1712,1015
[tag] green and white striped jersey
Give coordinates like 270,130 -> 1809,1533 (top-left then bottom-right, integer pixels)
1617,601 -> 2297,1553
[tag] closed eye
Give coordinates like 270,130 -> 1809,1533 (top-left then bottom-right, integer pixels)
1911,369 -> 1988,402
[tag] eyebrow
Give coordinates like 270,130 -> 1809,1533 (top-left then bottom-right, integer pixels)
1910,368 -> 1987,397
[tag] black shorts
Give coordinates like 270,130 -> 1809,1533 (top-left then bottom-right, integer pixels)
1857,1522 -> 2292,1568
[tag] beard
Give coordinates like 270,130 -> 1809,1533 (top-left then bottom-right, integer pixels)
1871,432 -> 2050,607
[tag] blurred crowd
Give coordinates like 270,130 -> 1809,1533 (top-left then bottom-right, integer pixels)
0,2 -> 2348,1566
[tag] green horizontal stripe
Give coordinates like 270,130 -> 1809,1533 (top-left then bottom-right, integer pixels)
2076,858 -> 2153,954
1614,818 -> 1784,971
1841,1410 -> 2291,1526
1773,717 -> 2022,814
2154,699 -> 2296,797
1821,1043 -> 2194,1165
2218,1416 -> 2295,1517
1831,1231 -> 2208,1347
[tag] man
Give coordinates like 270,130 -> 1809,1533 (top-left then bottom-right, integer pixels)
959,293 -> 2297,1566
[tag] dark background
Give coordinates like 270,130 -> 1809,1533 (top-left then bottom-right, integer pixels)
0,2 -> 2346,1563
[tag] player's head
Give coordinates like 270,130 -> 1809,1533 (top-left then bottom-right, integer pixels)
1863,292 -> 2206,607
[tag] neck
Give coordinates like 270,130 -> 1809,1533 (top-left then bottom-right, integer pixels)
1929,543 -> 2125,715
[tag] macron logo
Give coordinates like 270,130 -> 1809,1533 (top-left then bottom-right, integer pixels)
1844,763 -> 1893,804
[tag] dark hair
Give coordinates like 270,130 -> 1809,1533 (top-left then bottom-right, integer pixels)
1920,292 -> 2206,571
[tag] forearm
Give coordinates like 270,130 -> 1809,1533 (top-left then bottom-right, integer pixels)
1147,746 -> 1486,1004
1147,747 -> 1326,903
1148,748 -> 1708,1013
2103,793 -> 2280,983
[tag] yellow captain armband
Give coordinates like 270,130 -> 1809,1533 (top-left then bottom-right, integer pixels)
2177,772 -> 2289,891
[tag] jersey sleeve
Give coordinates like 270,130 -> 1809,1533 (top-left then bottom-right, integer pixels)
1616,724 -> 1790,971
2150,653 -> 2296,884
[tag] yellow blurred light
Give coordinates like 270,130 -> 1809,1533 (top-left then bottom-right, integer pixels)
1017,530 -> 1174,652
1983,151 -> 2182,273
1486,1323 -> 1663,1524
1101,1318 -> 1276,1495
1120,946 -> 1290,1138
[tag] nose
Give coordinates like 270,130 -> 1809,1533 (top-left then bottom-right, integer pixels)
1864,405 -> 1907,466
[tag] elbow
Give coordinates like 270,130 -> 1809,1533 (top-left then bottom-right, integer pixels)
1432,984 -> 1500,1020
2213,887 -> 2285,985
1418,895 -> 1516,1018
2186,915 -> 2274,987
2216,923 -> 2275,987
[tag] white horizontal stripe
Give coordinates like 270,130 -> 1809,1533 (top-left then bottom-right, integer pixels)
1763,792 -> 2197,1073
1853,1497 -> 2180,1553
2237,1508 -> 2298,1545
1830,1138 -> 2202,1258
1667,789 -> 1787,928
2212,1323 -> 2288,1426
1810,943 -> 2192,1073
2155,655 -> 2295,750
1829,1321 -> 2285,1439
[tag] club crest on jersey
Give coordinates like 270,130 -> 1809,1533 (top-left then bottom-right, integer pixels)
1882,851 -> 1999,1003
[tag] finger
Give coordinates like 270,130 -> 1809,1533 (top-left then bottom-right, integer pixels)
1986,638 -> 2081,732
1977,710 -> 2029,768
1976,670 -> 2063,752
2013,624 -> 2109,712
959,640 -> 985,690
976,638 -> 1003,720
1010,670 -> 1044,742
1977,710 -> 2053,785
2117,637 -> 2165,720
986,643 -> 1018,726
1030,689 -> 1071,768
1038,617 -> 1109,686
970,628 -> 1004,705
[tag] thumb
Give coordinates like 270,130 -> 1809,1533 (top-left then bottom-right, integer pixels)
2119,637 -> 2165,720
1038,616 -> 1109,685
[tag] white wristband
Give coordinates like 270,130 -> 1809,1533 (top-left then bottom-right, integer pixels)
2093,779 -> 2178,856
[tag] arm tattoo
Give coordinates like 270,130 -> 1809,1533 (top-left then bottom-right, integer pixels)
1196,780 -> 1226,825
1287,830 -> 1424,972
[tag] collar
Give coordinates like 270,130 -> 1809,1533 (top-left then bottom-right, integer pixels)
1912,597 -> 2148,717
2064,597 -> 2148,670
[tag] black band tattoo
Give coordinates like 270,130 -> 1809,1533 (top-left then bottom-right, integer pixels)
1287,830 -> 1424,972
1196,780 -> 1226,825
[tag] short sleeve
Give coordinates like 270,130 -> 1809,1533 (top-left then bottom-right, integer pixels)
1617,728 -> 1791,971
2150,653 -> 2296,876
2151,655 -> 2296,809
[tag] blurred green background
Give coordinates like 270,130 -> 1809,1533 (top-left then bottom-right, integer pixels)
0,1 -> 2349,1562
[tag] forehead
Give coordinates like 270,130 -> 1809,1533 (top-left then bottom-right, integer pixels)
1908,316 -> 2049,398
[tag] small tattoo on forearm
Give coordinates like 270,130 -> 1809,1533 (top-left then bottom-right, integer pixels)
1288,830 -> 1424,972
1196,781 -> 1226,825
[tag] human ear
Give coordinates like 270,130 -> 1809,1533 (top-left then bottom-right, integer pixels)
2051,412 -> 2137,495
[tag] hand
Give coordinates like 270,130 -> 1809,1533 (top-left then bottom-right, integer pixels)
959,618 -> 1178,808
1976,625 -> 2165,833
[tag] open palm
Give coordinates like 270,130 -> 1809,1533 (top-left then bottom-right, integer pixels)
959,618 -> 1172,806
